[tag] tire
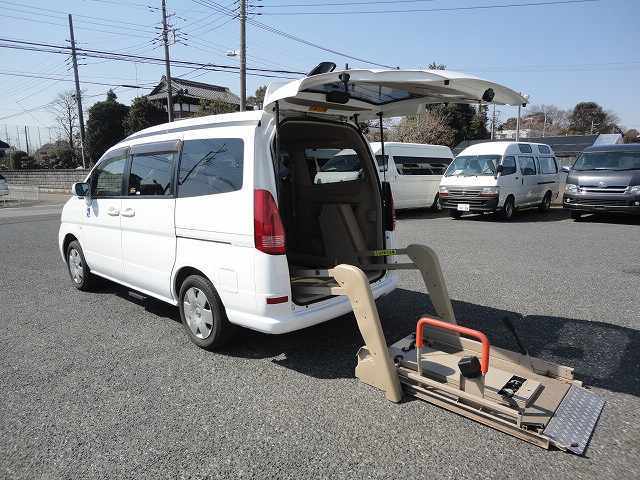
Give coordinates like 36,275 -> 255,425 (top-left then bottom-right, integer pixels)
66,240 -> 94,291
538,192 -> 552,212
178,274 -> 234,350
449,209 -> 463,219
499,196 -> 515,221
571,211 -> 582,221
431,194 -> 443,211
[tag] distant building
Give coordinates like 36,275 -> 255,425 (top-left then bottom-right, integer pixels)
494,128 -> 542,140
454,134 -> 623,166
146,76 -> 241,119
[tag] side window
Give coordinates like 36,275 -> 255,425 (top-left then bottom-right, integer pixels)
518,144 -> 533,154
519,156 -> 536,176
501,156 -> 517,175
178,138 -> 244,197
376,154 -> 388,172
92,155 -> 127,197
538,145 -> 551,154
128,152 -> 175,196
538,156 -> 558,174
394,156 -> 452,175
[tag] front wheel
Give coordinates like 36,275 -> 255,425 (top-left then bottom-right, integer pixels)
66,240 -> 94,291
499,196 -> 515,221
179,274 -> 234,350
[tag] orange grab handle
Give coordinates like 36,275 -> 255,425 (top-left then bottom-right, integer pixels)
415,317 -> 491,375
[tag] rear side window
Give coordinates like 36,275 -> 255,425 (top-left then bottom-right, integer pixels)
501,156 -> 517,175
538,156 -> 558,174
519,156 -> 536,175
518,144 -> 533,153
394,156 -> 452,175
92,155 -> 127,197
178,138 -> 244,197
538,145 -> 551,154
128,152 -> 175,196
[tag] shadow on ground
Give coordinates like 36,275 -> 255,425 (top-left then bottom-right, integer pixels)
89,275 -> 640,398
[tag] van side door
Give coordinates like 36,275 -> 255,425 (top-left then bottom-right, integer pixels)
120,141 -> 179,300
498,155 -> 518,205
537,156 -> 559,199
82,150 -> 127,278
518,155 -> 538,205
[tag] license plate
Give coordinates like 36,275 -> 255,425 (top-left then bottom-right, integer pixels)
457,203 -> 470,212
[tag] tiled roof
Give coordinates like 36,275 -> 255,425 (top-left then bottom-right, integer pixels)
147,76 -> 241,105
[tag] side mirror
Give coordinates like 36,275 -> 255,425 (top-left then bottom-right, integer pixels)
561,165 -> 571,173
72,182 -> 90,198
496,164 -> 504,174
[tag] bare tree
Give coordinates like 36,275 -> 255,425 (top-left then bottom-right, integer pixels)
392,108 -> 456,147
50,91 -> 79,157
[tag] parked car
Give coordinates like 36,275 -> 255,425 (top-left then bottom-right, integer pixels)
439,141 -> 560,220
0,174 -> 9,196
369,142 -> 454,210
58,68 -> 526,349
563,143 -> 640,219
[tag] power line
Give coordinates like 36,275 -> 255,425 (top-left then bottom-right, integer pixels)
257,0 -> 599,15
0,38 -> 304,77
0,71 -> 152,88
192,0 -> 397,68
261,0 -> 437,6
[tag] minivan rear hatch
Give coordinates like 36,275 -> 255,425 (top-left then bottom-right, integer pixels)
263,69 -> 527,119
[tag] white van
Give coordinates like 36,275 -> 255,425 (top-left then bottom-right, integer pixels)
439,141 -> 560,220
58,68 -> 526,349
370,142 -> 454,209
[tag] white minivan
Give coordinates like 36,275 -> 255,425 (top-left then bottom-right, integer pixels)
439,141 -> 560,220
58,68 -> 526,349
370,142 -> 454,210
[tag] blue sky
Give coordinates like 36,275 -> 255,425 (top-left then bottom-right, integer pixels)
1,0 -> 638,149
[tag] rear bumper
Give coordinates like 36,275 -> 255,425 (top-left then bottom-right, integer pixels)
226,271 -> 398,334
563,193 -> 640,214
441,196 -> 499,212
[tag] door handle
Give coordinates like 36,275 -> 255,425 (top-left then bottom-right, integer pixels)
121,207 -> 135,217
107,206 -> 120,216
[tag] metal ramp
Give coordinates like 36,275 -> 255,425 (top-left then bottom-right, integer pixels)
292,244 -> 604,454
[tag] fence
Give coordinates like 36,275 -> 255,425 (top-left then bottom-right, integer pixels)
0,185 -> 40,206
0,169 -> 90,193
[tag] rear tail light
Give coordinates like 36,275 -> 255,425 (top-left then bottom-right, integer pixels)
254,189 -> 286,255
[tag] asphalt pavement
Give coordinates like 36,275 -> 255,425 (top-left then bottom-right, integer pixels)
1,205 -> 639,479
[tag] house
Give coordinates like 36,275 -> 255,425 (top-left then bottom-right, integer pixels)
146,76 -> 241,119
453,134 -> 623,166
495,128 -> 543,139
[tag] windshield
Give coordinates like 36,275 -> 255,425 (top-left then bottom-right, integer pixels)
573,151 -> 640,171
445,155 -> 500,176
320,150 -> 361,172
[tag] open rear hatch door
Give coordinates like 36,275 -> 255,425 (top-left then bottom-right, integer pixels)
263,69 -> 528,119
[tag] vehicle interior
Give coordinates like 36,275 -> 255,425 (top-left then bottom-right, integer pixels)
276,119 -> 385,304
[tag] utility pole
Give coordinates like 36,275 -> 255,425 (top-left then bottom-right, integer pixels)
16,126 -> 21,150
24,126 -> 30,154
516,103 -> 521,141
161,0 -> 174,122
239,0 -> 247,111
491,103 -> 496,140
68,14 -> 87,169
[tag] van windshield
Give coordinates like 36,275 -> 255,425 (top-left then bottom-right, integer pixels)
445,155 -> 500,176
573,150 -> 640,171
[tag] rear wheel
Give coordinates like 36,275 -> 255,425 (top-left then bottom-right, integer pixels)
178,274 -> 234,350
66,240 -> 94,291
449,209 -> 463,219
499,196 -> 515,221
431,194 -> 442,211
571,211 -> 582,221
538,192 -> 552,212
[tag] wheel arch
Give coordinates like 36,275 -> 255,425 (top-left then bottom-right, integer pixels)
62,233 -> 79,263
173,266 -> 210,300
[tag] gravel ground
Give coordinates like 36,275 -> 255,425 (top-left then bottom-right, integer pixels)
1,206 -> 639,479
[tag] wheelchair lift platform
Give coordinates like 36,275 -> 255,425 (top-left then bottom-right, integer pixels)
291,244 -> 604,455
